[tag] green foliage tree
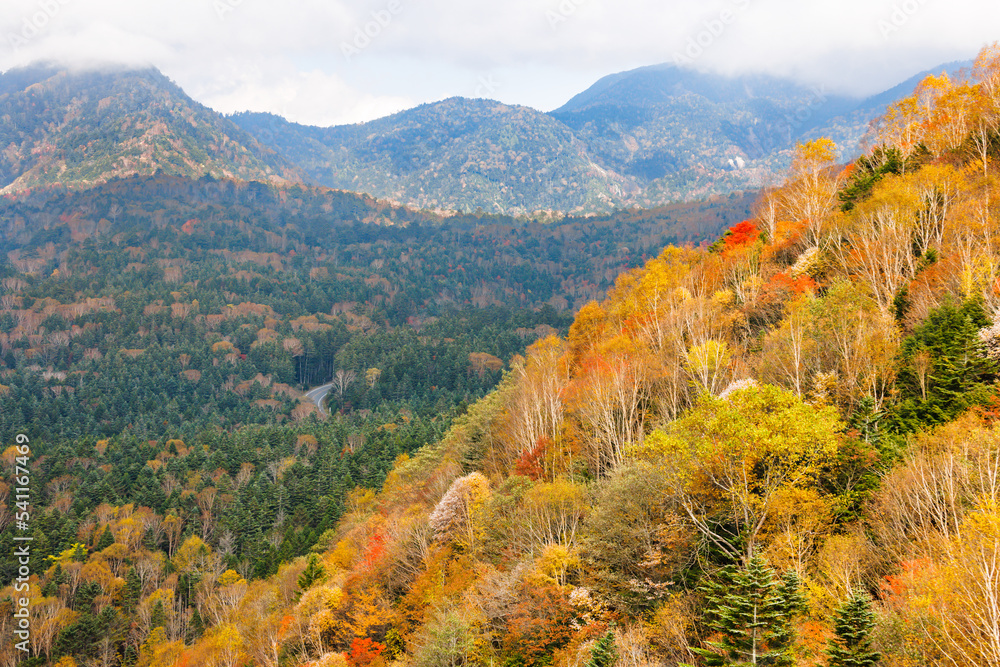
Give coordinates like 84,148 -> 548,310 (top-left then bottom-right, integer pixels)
826,593 -> 881,667
412,609 -> 477,667
95,527 -> 115,551
892,299 -> 996,431
586,630 -> 618,667
298,553 -> 326,590
645,385 -> 843,561
689,556 -> 804,667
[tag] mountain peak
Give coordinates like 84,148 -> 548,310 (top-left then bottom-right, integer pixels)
0,65 -> 305,195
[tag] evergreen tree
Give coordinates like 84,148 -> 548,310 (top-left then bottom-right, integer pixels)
586,630 -> 617,667
123,567 -> 141,613
149,599 -> 166,631
95,526 -> 115,551
893,299 -> 996,430
690,556 -> 802,667
827,593 -> 881,667
188,606 -> 206,642
769,570 -> 808,660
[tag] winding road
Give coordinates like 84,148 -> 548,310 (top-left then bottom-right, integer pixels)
304,383 -> 334,417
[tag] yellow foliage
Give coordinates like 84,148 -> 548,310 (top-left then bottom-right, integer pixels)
328,538 -> 358,570
136,627 -> 184,667
348,586 -> 394,638
173,535 -> 212,573
533,543 -> 581,587
218,569 -> 246,587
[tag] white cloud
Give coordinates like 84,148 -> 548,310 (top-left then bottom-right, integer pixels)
189,59 -> 415,126
0,0 -> 995,124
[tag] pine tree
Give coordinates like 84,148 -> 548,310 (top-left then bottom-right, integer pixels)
123,567 -> 141,613
827,593 -> 881,667
188,606 -> 206,642
586,630 -> 617,667
150,598 -> 166,631
298,552 -> 326,590
95,526 -> 115,551
760,570 -> 808,665
691,556 -> 802,666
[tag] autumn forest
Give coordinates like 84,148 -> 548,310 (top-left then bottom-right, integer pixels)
3,40 -> 1000,667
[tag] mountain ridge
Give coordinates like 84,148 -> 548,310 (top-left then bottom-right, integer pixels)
234,59 -> 971,212
0,58 -> 974,214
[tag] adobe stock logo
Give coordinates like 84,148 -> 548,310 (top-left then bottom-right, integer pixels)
877,0 -> 927,39
672,0 -> 752,66
6,0 -> 73,54
547,0 -> 589,31
341,1 -> 404,60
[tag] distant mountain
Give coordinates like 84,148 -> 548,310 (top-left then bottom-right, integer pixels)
232,98 -> 636,215
549,64 -> 862,201
234,61 -> 969,213
0,65 -> 305,194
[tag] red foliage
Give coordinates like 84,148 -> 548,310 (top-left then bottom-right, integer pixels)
514,438 -> 549,480
345,637 -> 385,667
879,559 -> 930,601
723,220 -> 760,252
361,530 -> 387,572
766,271 -> 817,296
975,395 -> 1000,424
181,219 -> 199,235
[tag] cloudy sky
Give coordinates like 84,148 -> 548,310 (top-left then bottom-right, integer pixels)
0,0 -> 994,127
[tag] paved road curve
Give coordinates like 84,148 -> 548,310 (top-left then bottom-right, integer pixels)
305,383 -> 334,417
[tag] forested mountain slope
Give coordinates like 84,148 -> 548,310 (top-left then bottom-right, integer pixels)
2,43 -> 992,667
0,167 -> 755,663
4,40 -> 1000,667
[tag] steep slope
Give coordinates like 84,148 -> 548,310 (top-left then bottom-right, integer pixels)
233,98 -> 637,215
0,65 -> 306,194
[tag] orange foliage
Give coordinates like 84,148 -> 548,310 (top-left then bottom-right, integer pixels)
502,583 -> 576,667
345,637 -> 385,667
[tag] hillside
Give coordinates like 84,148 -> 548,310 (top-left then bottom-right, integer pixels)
0,62 -> 968,216
3,43 -> 1000,667
0,66 -> 305,194
0,44 -> 995,667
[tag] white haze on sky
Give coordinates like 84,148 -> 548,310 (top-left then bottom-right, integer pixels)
0,0 -> 994,126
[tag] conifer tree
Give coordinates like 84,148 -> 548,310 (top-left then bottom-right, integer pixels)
96,526 -> 115,551
769,570 -> 808,659
123,567 -> 141,613
690,556 -> 803,666
149,599 -> 166,631
298,552 -> 326,590
188,606 -> 206,642
586,630 -> 617,667
827,593 -> 881,667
